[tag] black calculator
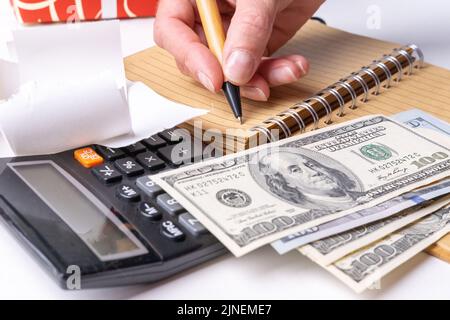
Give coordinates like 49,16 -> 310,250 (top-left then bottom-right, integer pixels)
0,129 -> 227,289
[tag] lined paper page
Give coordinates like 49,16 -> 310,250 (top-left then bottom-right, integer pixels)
124,20 -> 450,142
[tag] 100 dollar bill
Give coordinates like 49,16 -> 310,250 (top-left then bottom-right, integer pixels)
272,110 -> 450,255
395,109 -> 450,135
152,116 -> 450,256
300,196 -> 450,266
298,110 -> 450,264
271,179 -> 450,254
326,206 -> 450,293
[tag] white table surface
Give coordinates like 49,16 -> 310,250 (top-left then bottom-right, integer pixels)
0,0 -> 449,300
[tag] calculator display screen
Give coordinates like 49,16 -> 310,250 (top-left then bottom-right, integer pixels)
10,161 -> 148,261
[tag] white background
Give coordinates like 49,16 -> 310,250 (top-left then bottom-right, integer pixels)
0,0 -> 450,299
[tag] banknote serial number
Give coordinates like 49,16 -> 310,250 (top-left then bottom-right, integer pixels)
368,152 -> 448,174
177,304 -> 272,318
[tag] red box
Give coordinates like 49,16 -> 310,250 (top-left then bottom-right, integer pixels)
10,0 -> 158,24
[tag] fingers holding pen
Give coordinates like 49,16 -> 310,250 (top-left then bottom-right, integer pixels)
154,0 -> 224,92
222,0 -> 280,85
155,0 -> 311,101
240,55 -> 309,101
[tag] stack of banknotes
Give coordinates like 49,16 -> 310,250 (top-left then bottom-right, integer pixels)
152,109 -> 450,293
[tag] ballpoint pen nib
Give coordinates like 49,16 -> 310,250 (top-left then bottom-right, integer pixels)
238,117 -> 243,125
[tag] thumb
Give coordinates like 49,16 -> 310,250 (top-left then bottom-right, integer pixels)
223,0 -> 279,85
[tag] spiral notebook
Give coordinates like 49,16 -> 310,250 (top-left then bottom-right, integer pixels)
124,20 -> 450,152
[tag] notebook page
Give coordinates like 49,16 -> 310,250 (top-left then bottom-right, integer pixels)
124,20 -> 450,141
124,21 -> 376,138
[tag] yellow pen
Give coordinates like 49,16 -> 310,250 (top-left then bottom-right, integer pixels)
196,0 -> 243,124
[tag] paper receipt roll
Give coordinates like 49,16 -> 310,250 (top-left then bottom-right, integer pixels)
0,74 -> 131,156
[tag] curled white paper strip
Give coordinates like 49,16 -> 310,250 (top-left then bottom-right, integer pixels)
0,74 -> 131,156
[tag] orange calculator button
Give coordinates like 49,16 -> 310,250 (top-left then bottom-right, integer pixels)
74,147 -> 104,168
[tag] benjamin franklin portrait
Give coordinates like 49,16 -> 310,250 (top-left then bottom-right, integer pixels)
249,147 -> 365,211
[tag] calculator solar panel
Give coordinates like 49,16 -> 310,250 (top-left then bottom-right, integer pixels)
0,128 -> 228,289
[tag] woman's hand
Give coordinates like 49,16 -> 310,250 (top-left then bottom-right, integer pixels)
154,0 -> 324,101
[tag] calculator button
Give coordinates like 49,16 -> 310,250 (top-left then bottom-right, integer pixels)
74,147 -> 104,168
157,143 -> 202,166
114,157 -> 144,177
122,142 -> 147,155
136,176 -> 163,198
117,184 -> 141,202
158,129 -> 183,144
157,194 -> 184,216
161,220 -> 185,241
139,202 -> 162,221
179,212 -> 208,236
92,164 -> 122,184
142,135 -> 166,150
136,151 -> 166,171
95,146 -> 125,161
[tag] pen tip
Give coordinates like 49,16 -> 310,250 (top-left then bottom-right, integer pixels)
238,117 -> 243,125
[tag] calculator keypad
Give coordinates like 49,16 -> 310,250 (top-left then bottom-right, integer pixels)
79,128 -> 215,258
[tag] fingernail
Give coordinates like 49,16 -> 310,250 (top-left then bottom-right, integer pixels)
197,71 -> 215,92
295,60 -> 308,76
268,66 -> 299,85
224,50 -> 255,84
241,86 -> 268,101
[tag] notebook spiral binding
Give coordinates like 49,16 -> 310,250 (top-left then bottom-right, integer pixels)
249,44 -> 425,142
